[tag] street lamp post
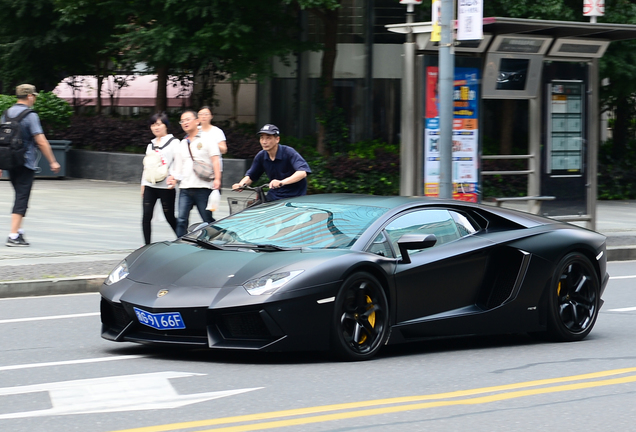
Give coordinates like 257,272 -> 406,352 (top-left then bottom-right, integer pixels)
399,1 -> 419,196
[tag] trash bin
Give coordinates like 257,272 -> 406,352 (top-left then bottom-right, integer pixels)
37,140 -> 71,178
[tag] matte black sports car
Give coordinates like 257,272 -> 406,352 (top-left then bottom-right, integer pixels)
101,195 -> 608,360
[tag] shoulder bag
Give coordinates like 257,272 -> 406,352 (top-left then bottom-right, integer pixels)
187,139 -> 215,181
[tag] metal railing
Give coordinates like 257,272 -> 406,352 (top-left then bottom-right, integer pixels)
481,154 -> 554,214
481,154 -> 533,176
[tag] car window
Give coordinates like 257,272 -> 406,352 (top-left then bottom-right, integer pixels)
450,210 -> 478,236
367,232 -> 395,258
189,201 -> 389,250
384,209 -> 462,256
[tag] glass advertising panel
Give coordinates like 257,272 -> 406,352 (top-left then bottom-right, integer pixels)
547,81 -> 584,176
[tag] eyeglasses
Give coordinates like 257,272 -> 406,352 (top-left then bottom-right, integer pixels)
179,118 -> 196,124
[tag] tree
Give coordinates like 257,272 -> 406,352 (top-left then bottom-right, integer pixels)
0,0 -> 107,92
286,0 -> 342,155
53,0 -> 127,114
597,1 -> 636,159
196,1 -> 305,124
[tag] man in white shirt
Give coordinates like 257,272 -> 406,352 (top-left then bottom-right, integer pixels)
167,110 -> 221,237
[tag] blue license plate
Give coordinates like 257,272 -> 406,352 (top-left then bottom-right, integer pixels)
133,307 -> 186,330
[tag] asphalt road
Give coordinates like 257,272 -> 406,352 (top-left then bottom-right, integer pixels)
1,260 -> 635,432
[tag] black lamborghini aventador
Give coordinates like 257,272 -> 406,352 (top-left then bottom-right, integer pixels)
100,194 -> 608,360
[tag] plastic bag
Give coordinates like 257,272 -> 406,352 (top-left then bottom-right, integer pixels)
206,189 -> 221,211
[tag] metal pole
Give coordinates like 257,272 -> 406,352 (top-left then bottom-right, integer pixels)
363,0 -> 374,141
400,5 -> 416,196
528,91 -> 542,214
588,59 -> 599,231
438,0 -> 454,199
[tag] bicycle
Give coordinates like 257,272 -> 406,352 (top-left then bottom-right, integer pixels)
227,184 -> 269,215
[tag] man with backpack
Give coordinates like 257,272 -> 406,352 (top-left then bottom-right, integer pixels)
0,84 -> 60,247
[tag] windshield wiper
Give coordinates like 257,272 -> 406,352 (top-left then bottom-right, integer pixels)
226,243 -> 299,251
181,236 -> 225,250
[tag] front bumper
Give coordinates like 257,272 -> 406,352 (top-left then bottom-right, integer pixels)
100,283 -> 339,352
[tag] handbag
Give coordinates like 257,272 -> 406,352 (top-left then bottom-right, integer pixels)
187,138 -> 215,181
142,137 -> 176,184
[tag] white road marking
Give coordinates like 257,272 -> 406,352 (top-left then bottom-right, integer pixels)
0,355 -> 144,372
0,312 -> 99,324
0,371 -> 262,419
607,306 -> 636,312
609,275 -> 636,280
0,292 -> 99,301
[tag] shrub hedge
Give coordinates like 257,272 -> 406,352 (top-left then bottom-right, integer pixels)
46,115 -> 401,196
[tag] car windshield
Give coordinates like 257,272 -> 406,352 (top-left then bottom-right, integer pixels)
185,200 -> 389,250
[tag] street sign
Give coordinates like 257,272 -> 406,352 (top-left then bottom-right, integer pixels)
583,0 -> 605,16
457,0 -> 483,40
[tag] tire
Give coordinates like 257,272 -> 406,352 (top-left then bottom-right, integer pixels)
546,252 -> 600,342
331,272 -> 389,361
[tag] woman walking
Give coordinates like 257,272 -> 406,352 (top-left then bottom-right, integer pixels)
141,113 -> 178,244
198,106 -> 227,155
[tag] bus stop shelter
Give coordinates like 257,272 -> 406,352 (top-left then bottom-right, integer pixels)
387,17 -> 636,230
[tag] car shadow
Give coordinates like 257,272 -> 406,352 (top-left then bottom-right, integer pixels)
102,333 -> 548,365
376,333 -> 544,360
103,344 -> 332,365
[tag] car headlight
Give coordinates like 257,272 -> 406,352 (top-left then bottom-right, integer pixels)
243,270 -> 304,296
105,260 -> 129,285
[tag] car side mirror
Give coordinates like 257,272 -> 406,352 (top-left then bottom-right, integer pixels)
397,234 -> 437,264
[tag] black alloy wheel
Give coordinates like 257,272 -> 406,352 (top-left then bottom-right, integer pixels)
331,272 -> 389,361
546,252 -> 600,342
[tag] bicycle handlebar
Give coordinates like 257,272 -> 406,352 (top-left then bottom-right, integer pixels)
231,184 -> 269,192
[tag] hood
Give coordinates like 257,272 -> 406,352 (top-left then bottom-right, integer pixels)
126,242 -> 327,289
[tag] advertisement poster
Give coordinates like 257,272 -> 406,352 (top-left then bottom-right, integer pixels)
424,66 -> 479,202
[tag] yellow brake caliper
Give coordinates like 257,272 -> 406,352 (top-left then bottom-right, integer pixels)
358,295 -> 376,344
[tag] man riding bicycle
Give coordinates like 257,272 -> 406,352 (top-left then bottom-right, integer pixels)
232,124 -> 311,201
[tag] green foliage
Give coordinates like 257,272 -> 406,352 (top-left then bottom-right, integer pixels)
481,175 -> 528,200
347,139 -> 399,159
33,92 -> 74,132
0,92 -> 72,133
281,135 -> 321,159
306,156 -> 399,196
0,94 -> 16,113
304,141 -> 400,196
597,138 -> 636,200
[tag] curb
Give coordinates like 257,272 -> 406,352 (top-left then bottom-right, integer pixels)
0,275 -> 105,299
606,246 -> 636,262
1,246 -> 635,299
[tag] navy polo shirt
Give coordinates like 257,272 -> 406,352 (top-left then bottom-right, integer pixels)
245,144 -> 311,200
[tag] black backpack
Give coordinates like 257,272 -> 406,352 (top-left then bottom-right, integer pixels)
0,108 -> 34,170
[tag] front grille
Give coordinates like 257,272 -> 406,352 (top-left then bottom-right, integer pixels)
101,299 -> 131,330
217,311 -> 271,339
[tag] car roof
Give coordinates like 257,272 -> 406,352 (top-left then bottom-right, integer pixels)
284,194 -> 450,208
282,194 -> 558,229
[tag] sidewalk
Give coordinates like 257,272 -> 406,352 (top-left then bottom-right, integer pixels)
1,178 -> 635,298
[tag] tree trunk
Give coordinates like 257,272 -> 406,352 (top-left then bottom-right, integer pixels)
192,62 -> 216,108
95,60 -> 104,116
231,79 -> 240,126
155,65 -> 168,113
499,99 -> 516,155
315,6 -> 340,155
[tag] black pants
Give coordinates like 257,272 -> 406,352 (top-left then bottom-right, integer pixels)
142,186 -> 177,245
9,165 -> 35,216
